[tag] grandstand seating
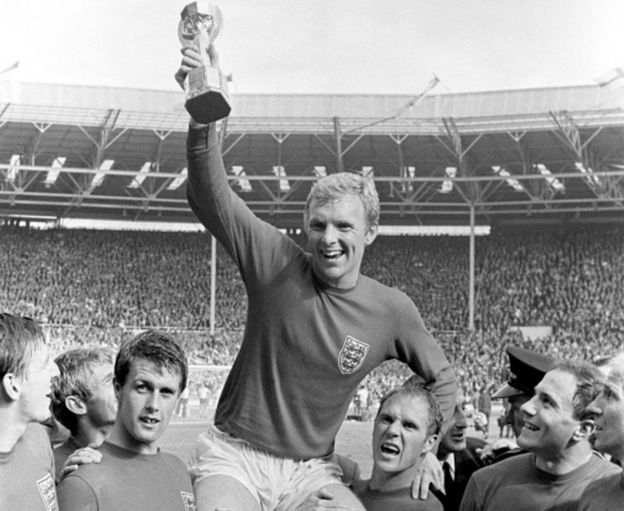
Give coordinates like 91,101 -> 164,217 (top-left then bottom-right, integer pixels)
1,223 -> 622,399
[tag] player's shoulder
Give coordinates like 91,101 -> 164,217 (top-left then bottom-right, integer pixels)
579,470 -> 622,504
359,275 -> 414,303
472,451 -> 532,481
586,451 -> 622,475
157,450 -> 189,472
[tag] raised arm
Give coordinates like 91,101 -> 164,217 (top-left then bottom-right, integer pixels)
176,46 -> 300,283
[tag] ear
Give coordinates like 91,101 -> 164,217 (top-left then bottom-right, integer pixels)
572,419 -> 595,442
1,373 -> 21,401
113,378 -> 122,402
365,224 -> 378,246
65,395 -> 88,416
423,434 -> 440,454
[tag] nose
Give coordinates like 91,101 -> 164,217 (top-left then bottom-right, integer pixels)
145,392 -> 160,411
50,361 -> 60,379
456,409 -> 468,429
320,224 -> 339,244
520,395 -> 536,417
386,419 -> 401,436
586,396 -> 603,418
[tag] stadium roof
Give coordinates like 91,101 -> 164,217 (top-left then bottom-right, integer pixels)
1,81 -> 623,228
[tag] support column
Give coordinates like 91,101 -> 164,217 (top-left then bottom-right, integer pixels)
209,234 -> 217,336
333,116 -> 344,173
468,205 -> 475,331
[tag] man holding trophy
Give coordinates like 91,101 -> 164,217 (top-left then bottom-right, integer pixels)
175,3 -> 458,510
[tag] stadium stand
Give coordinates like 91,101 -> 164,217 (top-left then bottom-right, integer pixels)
1,223 -> 623,399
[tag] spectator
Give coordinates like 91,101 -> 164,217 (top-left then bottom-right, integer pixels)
436,393 -> 487,511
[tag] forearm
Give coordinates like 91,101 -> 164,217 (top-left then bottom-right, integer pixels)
186,123 -> 233,241
399,308 -> 459,424
185,122 -> 298,283
427,363 -> 459,425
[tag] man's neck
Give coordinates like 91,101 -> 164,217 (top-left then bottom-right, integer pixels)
0,415 -> 28,453
108,422 -> 158,455
534,445 -> 593,475
369,465 -> 418,493
437,445 -> 453,461
74,423 -> 114,449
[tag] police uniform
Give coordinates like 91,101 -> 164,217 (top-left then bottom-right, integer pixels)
491,346 -> 556,461
492,345 -> 556,400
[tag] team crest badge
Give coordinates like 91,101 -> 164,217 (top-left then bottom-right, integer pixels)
338,335 -> 370,374
180,491 -> 196,511
36,473 -> 59,511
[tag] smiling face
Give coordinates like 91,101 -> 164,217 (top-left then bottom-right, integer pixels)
439,394 -> 468,456
112,358 -> 182,454
517,370 -> 581,460
306,194 -> 377,289
587,364 -> 624,461
18,345 -> 60,424
372,393 -> 438,482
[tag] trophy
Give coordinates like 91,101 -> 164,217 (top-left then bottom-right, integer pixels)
178,2 -> 231,123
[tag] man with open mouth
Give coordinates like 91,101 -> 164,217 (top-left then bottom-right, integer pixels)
350,380 -> 444,510
459,360 -> 619,511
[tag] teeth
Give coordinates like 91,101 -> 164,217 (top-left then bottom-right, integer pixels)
524,423 -> 539,431
381,443 -> 400,455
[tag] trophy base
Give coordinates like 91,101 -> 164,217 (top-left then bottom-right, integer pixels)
185,66 -> 231,124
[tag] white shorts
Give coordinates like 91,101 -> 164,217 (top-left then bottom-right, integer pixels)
189,425 -> 344,511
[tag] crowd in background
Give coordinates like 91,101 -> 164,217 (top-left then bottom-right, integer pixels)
2,223 -> 623,404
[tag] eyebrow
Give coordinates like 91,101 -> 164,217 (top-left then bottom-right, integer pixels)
536,387 -> 559,407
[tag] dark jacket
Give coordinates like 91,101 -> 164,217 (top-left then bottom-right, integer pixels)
436,437 -> 487,511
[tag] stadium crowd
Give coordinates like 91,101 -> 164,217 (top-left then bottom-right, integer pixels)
1,223 -> 623,400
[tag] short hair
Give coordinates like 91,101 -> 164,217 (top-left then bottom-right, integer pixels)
115,330 -> 188,393
376,378 -> 443,436
595,352 -> 624,372
304,172 -> 380,229
51,347 -> 115,434
552,360 -> 604,420
0,313 -> 46,380
596,352 -> 624,392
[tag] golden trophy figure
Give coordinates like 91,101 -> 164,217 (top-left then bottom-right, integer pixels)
178,2 -> 231,123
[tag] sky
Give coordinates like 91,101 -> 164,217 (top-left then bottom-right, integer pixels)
2,0 -> 623,96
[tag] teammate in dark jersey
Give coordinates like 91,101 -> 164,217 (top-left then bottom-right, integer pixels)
578,352 -> 624,511
0,313 -> 60,511
351,382 -> 444,511
176,42 -> 457,511
50,347 -> 117,482
57,331 -> 195,511
459,361 -> 619,511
